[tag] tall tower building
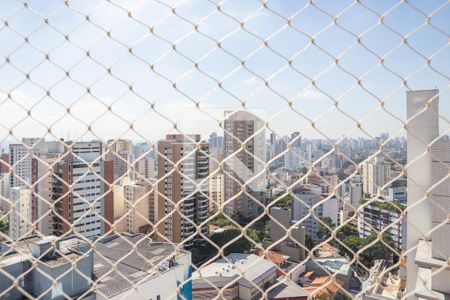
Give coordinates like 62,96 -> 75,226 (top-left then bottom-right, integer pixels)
9,143 -> 32,188
405,90 -> 450,298
362,157 -> 391,196
52,141 -> 114,239
223,110 -> 266,219
9,187 -> 32,240
157,134 -> 209,249
106,139 -> 134,180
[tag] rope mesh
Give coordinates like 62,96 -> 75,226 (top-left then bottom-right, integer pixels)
0,0 -> 449,299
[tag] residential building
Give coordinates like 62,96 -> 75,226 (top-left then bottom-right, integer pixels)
36,153 -> 62,236
135,153 -> 155,180
9,187 -> 32,240
362,157 -> 391,196
157,134 -> 209,249
113,177 -> 154,233
322,196 -> 339,226
266,207 -> 306,263
9,143 -> 32,188
386,186 -> 407,203
52,141 -> 114,239
358,198 -> 406,252
105,139 -> 133,180
0,172 -> 10,213
209,173 -> 224,212
223,110 -> 266,219
349,175 -> 363,208
292,185 -> 322,240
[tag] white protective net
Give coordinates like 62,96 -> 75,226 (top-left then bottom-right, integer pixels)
0,0 -> 449,299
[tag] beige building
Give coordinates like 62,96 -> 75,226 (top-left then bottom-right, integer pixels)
267,207 -> 306,263
113,177 -> 155,233
106,139 -> 134,180
223,110 -> 266,219
157,134 -> 209,249
9,187 -> 32,240
208,173 -> 224,212
36,154 -> 61,236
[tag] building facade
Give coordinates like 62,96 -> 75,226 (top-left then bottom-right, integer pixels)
223,110 -> 266,219
157,134 -> 209,249
362,157 -> 391,196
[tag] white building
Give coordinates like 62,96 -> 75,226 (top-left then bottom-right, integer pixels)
386,186 -> 407,203
0,173 -> 10,213
224,110 -> 266,219
358,198 -> 406,252
9,143 -> 32,188
9,139 -> 64,189
322,196 -> 338,226
362,157 -> 391,196
52,141 -> 114,239
405,89 -> 450,299
192,253 -> 278,300
284,147 -> 303,171
292,185 -> 323,240
113,177 -> 153,233
9,187 -> 32,240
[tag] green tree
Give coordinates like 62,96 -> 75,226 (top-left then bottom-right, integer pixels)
275,194 -> 292,209
0,221 -> 8,234
246,228 -> 259,243
210,229 -> 252,254
360,232 -> 395,266
336,224 -> 359,240
210,215 -> 232,227
317,217 -> 334,240
305,232 -> 314,250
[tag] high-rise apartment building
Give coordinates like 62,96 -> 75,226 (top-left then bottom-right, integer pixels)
9,143 -> 32,188
223,110 -> 266,219
292,184 -> 323,240
106,139 -> 133,180
209,173 -> 224,212
157,134 -> 209,249
358,198 -> 406,252
405,89 -> 450,299
9,187 -> 32,240
362,157 -> 391,196
52,141 -> 114,239
113,177 -> 154,233
8,139 -> 65,230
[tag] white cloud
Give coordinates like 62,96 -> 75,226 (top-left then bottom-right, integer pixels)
243,77 -> 258,86
297,88 -> 324,99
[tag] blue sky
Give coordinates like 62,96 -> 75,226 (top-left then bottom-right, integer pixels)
0,0 -> 448,145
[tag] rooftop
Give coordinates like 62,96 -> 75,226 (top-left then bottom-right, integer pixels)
312,257 -> 351,276
74,233 -> 189,298
0,235 -> 85,268
267,277 -> 310,299
193,253 -> 277,289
